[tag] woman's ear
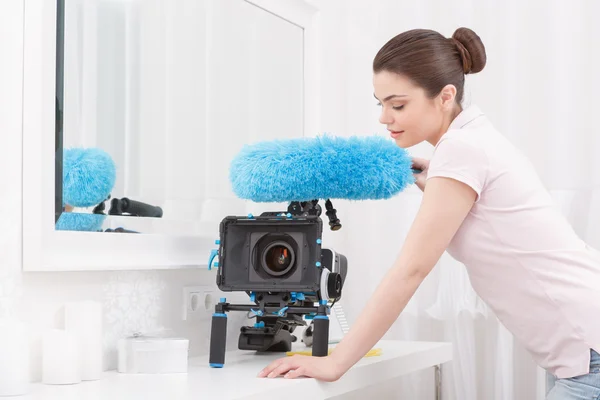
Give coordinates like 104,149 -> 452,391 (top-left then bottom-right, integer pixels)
439,84 -> 457,110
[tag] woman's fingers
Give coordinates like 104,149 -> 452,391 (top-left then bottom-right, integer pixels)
411,157 -> 430,170
284,366 -> 306,379
411,158 -> 429,192
267,361 -> 296,378
257,358 -> 284,378
258,356 -> 309,379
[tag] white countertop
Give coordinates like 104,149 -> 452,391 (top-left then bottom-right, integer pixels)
23,340 -> 452,400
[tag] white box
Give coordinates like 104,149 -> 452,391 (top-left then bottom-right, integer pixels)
117,336 -> 189,374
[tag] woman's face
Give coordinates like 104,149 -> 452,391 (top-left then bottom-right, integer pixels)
373,70 -> 454,148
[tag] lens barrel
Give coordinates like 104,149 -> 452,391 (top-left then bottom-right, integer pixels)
261,240 -> 295,277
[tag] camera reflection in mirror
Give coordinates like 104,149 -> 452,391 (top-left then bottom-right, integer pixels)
55,147 -> 163,232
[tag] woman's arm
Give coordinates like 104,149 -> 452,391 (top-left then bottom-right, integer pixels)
258,176 -> 477,380
327,176 -> 476,372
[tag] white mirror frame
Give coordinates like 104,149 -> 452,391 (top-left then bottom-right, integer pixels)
22,0 -> 320,271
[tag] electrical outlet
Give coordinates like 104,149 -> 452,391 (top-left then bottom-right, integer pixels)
182,286 -> 217,321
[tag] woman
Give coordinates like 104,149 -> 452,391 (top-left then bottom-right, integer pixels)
258,27 -> 600,399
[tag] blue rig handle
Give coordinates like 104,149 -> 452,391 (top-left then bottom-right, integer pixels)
208,249 -> 219,270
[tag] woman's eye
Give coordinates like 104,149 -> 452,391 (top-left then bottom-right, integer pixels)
375,102 -> 403,110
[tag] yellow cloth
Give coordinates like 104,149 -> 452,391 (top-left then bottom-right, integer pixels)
286,348 -> 382,357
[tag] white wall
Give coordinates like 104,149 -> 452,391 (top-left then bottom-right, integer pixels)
0,0 -> 25,321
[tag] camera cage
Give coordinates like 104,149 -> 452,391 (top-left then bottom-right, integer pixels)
207,199 -> 346,368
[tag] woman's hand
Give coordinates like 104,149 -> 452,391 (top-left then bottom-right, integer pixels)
257,354 -> 345,381
412,157 -> 430,192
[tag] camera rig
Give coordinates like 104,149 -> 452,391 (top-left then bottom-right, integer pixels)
208,199 -> 347,367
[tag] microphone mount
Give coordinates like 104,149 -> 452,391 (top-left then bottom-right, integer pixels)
287,198 -> 341,231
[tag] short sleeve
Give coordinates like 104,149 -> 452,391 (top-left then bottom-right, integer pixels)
427,137 -> 489,201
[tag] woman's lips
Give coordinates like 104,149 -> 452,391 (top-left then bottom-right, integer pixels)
389,130 -> 404,139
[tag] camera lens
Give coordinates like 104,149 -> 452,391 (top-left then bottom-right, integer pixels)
262,241 -> 295,277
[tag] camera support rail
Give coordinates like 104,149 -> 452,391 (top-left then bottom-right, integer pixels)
209,299 -> 330,368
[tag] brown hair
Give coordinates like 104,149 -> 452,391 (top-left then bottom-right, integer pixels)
373,27 -> 486,104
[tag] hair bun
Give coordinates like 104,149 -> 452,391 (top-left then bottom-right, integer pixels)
452,27 -> 486,74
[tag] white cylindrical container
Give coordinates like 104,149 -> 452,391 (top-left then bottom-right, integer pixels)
65,301 -> 103,381
42,329 -> 81,385
0,318 -> 30,396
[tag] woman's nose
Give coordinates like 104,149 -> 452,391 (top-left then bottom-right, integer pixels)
379,108 -> 393,125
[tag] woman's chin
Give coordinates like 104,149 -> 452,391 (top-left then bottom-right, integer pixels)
392,138 -> 410,149
393,137 -> 421,149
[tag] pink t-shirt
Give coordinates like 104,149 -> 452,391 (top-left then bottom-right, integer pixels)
427,104 -> 600,379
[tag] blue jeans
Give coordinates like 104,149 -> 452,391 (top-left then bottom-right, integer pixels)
546,350 -> 600,400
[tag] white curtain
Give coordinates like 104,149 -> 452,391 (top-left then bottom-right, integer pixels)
315,0 -> 600,399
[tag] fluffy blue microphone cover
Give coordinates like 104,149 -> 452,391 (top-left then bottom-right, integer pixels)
63,148 -> 117,207
229,135 -> 415,202
55,212 -> 106,232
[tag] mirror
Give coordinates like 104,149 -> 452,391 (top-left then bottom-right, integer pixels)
54,0 -> 304,235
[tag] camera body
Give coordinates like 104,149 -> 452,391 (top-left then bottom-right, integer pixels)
208,201 -> 348,367
215,213 -> 346,302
